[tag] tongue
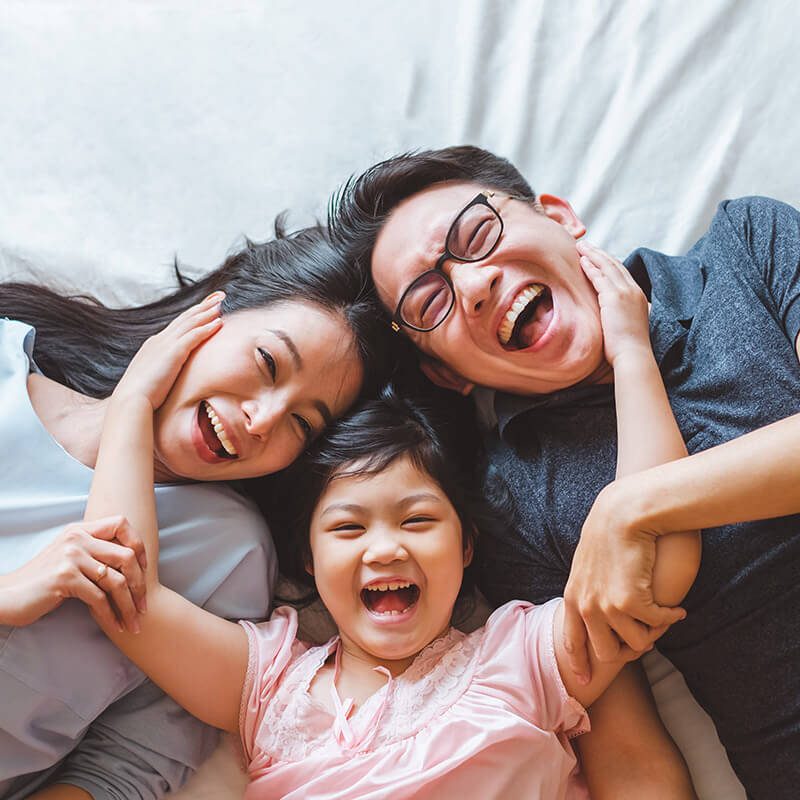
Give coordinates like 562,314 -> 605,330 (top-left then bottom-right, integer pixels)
370,588 -> 415,614
517,293 -> 553,348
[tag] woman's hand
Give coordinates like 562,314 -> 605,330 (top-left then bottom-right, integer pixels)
113,292 -> 224,411
577,241 -> 652,368
0,516 -> 147,633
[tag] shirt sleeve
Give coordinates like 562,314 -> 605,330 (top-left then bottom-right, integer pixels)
52,680 -> 219,800
721,196 -> 800,347
238,607 -> 300,764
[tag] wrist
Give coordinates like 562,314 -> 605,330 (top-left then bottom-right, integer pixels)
609,345 -> 657,374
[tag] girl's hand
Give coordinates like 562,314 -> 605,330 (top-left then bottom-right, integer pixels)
113,292 -> 224,411
577,242 -> 651,368
0,516 -> 147,633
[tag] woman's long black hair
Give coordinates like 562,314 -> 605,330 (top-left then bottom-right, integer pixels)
0,223 -> 391,400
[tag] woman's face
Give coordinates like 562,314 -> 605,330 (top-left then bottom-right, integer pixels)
152,301 -> 363,482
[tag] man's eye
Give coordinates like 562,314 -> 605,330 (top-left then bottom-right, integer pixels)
293,414 -> 312,442
258,348 -> 276,380
464,218 -> 491,257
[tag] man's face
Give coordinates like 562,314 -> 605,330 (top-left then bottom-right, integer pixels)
371,181 -> 608,395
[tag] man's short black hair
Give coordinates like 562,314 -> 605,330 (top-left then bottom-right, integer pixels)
329,145 -> 535,285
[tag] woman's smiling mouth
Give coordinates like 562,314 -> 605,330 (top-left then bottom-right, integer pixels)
195,401 -> 239,460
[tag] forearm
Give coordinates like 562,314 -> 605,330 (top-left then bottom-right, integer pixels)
613,350 -> 688,477
84,393 -> 161,586
27,785 -> 94,800
577,664 -> 697,799
613,411 -> 800,535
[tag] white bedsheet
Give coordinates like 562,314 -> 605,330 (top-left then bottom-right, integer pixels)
4,2 -> 799,797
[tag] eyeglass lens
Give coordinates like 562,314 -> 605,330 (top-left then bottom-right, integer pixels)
400,200 -> 501,330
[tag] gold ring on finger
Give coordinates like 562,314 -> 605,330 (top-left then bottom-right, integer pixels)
96,563 -> 108,581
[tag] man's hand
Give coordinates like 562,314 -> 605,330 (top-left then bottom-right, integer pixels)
562,483 -> 686,683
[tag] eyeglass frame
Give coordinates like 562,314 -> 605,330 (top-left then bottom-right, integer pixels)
390,190 -> 532,333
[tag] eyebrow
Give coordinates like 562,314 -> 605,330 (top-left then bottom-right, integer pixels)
320,492 -> 443,519
268,329 -> 303,370
266,328 -> 333,426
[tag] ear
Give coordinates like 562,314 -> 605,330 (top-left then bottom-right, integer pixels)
304,555 -> 314,577
463,530 -> 475,568
538,194 -> 586,239
419,356 -> 475,396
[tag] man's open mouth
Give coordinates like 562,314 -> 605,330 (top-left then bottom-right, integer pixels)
497,283 -> 553,350
361,581 -> 420,616
197,401 -> 238,459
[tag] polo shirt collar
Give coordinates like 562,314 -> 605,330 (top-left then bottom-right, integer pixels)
495,247 -> 705,440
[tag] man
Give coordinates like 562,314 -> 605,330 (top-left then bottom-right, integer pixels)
330,146 -> 800,798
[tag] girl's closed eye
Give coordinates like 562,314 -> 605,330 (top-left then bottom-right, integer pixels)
403,514 -> 437,526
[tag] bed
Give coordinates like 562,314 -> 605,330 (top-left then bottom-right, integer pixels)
2,2 -> 798,797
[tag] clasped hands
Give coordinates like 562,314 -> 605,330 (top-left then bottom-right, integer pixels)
0,515 -> 146,633
562,480 -> 687,684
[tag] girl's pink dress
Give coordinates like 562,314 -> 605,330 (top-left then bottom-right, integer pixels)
239,599 -> 590,799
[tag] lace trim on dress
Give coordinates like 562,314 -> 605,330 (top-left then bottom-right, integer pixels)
260,625 -> 484,763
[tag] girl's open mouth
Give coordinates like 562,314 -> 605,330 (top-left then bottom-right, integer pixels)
361,581 -> 420,616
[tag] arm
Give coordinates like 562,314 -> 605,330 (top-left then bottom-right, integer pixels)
84,295 -> 248,733
573,663 -> 696,800
558,245 -> 698,796
563,243 -> 701,679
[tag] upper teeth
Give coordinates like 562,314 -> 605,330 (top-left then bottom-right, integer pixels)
204,402 -> 238,456
365,581 -> 412,592
498,284 -> 545,345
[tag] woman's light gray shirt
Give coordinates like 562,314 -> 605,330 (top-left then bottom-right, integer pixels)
0,319 -> 277,800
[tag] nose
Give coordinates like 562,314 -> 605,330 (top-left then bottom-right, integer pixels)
450,260 -> 501,317
363,527 -> 409,565
241,396 -> 282,441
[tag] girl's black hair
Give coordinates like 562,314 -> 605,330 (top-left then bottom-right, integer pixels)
0,223 -> 391,401
267,377 -> 515,618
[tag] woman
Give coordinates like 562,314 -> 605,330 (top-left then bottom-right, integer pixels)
0,226 -> 391,800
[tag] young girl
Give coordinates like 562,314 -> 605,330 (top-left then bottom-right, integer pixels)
81,252 -> 699,798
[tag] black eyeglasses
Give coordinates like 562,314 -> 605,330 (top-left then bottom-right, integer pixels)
391,191 -> 528,333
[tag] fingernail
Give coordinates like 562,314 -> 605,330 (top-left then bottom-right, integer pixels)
132,619 -> 141,635
578,673 -> 590,685
139,598 -> 147,614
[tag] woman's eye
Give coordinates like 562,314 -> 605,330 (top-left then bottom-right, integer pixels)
333,523 -> 363,532
403,516 -> 435,525
258,348 -> 276,380
293,414 -> 312,442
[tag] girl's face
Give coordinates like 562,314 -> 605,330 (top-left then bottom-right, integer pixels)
308,454 -> 472,670
152,301 -> 363,482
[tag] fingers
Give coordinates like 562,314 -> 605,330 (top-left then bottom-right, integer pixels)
75,516 -> 147,570
87,538 -> 147,616
582,606 -> 623,663
72,575 -> 126,634
91,560 -> 141,634
577,241 -> 635,289
166,292 -> 225,355
634,603 -> 687,629
562,602 -> 592,684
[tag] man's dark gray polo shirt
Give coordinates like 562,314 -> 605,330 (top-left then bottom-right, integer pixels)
478,197 -> 800,799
